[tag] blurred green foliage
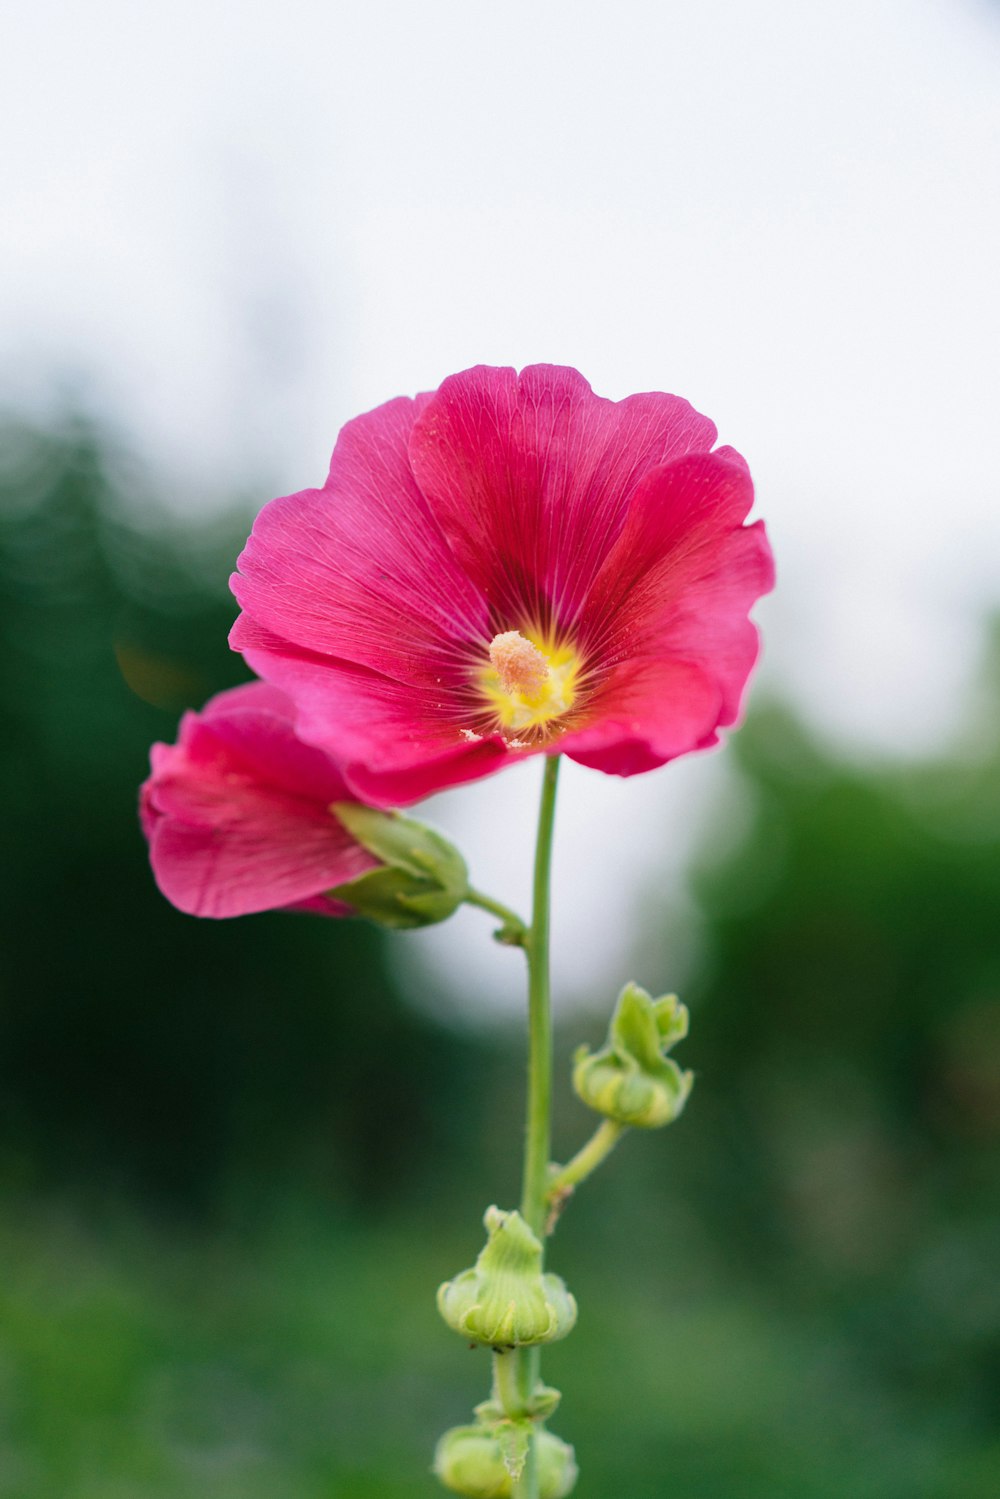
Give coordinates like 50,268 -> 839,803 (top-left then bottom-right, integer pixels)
0,412 -> 488,1213
0,413 -> 998,1496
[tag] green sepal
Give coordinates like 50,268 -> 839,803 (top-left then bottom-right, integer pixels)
572,982 -> 694,1129
496,1421 -> 530,1481
437,1206 -> 577,1348
434,1421 -> 577,1498
329,804 -> 469,929
434,1424 -> 515,1498
474,1384 -> 561,1426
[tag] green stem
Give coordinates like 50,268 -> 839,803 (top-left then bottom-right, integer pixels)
520,755 -> 561,1236
465,887 -> 528,944
513,754 -> 561,1499
492,1347 -> 529,1418
548,1119 -> 627,1199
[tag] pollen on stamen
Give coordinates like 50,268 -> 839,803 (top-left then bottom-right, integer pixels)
488,631 -> 549,696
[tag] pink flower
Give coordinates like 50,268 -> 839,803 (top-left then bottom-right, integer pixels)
140,682 -> 377,918
230,365 -> 774,805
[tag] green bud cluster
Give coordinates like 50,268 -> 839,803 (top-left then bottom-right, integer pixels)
329,803 -> 469,928
437,1206 -> 577,1348
573,982 -> 693,1128
434,1420 -> 577,1498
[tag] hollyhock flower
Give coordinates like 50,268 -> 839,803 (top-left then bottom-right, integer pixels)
140,681 -> 378,918
230,365 -> 774,805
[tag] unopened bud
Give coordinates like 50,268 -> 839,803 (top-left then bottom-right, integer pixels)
573,982 -> 693,1128
434,1422 -> 577,1498
437,1206 -> 577,1348
330,804 -> 468,929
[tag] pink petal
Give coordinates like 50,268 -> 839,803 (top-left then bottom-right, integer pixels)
580,450 -> 773,701
141,687 -> 375,918
231,395 -> 488,685
343,732 -> 512,806
559,657 -> 725,775
555,451 -> 773,772
146,801 -> 370,919
409,364 -> 718,634
200,680 -> 294,721
238,630 -> 512,806
191,681 -> 352,805
287,893 -> 356,916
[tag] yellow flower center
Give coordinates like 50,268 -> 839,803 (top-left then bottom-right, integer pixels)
479,630 -> 581,740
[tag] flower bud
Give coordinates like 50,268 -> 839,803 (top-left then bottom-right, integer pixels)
434,1422 -> 577,1498
329,804 -> 469,929
437,1206 -> 577,1348
573,982 -> 693,1128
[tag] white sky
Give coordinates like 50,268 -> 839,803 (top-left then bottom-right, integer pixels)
3,0 -> 999,1015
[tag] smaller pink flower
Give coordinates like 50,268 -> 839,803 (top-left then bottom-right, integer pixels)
140,681 -> 377,919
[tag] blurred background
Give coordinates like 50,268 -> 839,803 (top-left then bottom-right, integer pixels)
2,2 -> 999,1495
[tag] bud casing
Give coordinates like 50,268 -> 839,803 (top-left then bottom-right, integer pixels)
573,982 -> 693,1128
330,804 -> 469,928
434,1422 -> 577,1498
437,1206 -> 577,1348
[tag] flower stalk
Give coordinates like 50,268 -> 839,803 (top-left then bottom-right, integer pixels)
465,888 -> 529,946
512,753 -> 561,1499
521,754 -> 561,1238
548,1119 -> 627,1201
